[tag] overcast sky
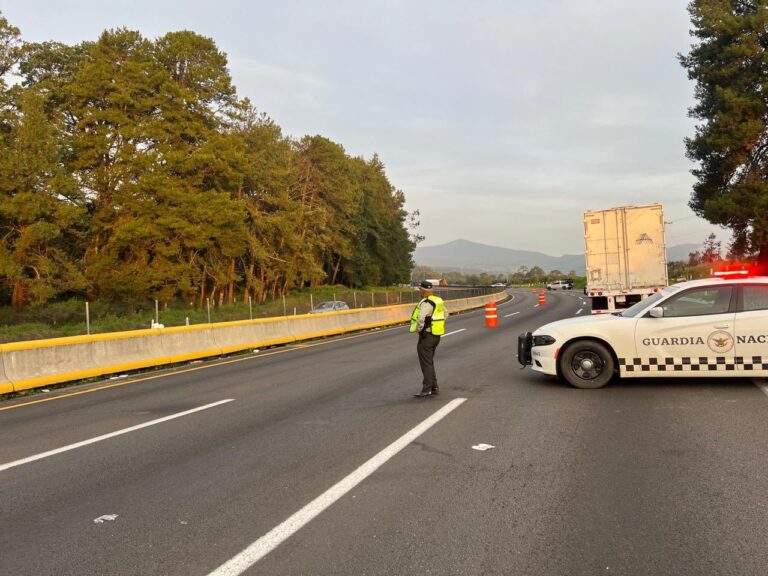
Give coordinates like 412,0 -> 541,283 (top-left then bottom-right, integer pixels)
4,0 -> 722,256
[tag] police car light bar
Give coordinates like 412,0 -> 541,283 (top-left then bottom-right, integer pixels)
713,265 -> 751,278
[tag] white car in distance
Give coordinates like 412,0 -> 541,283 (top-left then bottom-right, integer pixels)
547,280 -> 573,290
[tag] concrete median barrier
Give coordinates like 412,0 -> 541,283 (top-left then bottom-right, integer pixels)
90,330 -> 170,377
211,317 -> 297,355
0,290 -> 508,394
1,330 -> 175,393
2,335 -> 99,393
286,312 -> 346,340
0,347 -> 12,394
445,298 -> 469,313
158,325 -> 222,363
336,305 -> 411,333
2,336 -> 103,391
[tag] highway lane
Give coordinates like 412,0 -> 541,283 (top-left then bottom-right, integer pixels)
1,290 -> 548,575
3,289 -> 768,575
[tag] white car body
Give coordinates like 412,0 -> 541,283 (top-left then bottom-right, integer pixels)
521,276 -> 768,387
547,280 -> 573,290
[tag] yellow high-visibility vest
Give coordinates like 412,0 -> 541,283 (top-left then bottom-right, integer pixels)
409,295 -> 446,335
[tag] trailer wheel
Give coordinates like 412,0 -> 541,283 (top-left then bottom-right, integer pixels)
559,340 -> 615,389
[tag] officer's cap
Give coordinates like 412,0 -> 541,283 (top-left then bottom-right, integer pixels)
419,280 -> 433,289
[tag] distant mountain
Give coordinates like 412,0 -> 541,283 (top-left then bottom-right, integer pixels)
414,239 -> 585,274
414,239 -> 704,275
666,243 -> 701,262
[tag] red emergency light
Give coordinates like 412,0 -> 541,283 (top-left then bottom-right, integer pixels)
712,263 -> 757,278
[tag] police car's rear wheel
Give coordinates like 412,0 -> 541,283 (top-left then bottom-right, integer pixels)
559,341 -> 615,389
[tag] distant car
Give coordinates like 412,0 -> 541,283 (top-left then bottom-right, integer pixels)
309,300 -> 350,314
491,282 -> 507,287
547,280 -> 573,290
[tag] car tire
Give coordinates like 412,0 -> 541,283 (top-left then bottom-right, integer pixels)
559,340 -> 615,389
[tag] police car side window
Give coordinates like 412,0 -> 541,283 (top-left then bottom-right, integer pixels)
743,285 -> 768,311
661,286 -> 733,317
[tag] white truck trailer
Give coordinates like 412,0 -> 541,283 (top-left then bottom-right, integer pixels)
584,204 -> 668,314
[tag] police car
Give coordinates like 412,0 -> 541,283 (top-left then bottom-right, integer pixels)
518,270 -> 768,388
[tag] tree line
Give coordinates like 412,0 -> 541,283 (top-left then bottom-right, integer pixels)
0,14 -> 417,309
412,265 -> 580,286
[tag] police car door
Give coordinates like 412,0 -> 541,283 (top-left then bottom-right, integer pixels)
734,284 -> 768,374
633,284 -> 736,374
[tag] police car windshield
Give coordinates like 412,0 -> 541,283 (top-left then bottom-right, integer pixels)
618,287 -> 679,318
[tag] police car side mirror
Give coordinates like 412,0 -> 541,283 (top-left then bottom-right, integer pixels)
648,307 -> 664,318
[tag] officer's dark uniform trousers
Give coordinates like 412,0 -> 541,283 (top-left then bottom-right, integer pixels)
417,330 -> 441,393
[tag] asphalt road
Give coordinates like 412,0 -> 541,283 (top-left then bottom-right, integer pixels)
2,289 -> 768,575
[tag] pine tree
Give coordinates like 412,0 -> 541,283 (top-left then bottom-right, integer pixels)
291,135 -> 357,287
0,89 -> 86,306
680,1 -> 768,269
238,105 -> 302,302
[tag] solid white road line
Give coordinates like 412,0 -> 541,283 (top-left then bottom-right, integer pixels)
575,309 -> 583,315
534,304 -> 540,308
504,312 -> 520,318
0,399 -> 234,473
442,328 -> 467,337
207,398 -> 468,576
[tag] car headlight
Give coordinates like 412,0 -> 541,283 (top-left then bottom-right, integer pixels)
532,335 -> 556,346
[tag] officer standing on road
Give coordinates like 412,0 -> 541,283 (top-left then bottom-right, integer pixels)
410,280 -> 446,398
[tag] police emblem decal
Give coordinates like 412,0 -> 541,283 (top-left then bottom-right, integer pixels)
707,330 -> 734,354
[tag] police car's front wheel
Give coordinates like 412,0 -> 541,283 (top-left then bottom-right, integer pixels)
559,340 -> 615,389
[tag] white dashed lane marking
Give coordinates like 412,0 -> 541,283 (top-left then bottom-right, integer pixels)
0,399 -> 235,473
442,329 -> 467,337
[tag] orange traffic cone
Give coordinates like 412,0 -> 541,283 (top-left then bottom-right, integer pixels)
485,302 -> 498,328
538,289 -> 546,306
